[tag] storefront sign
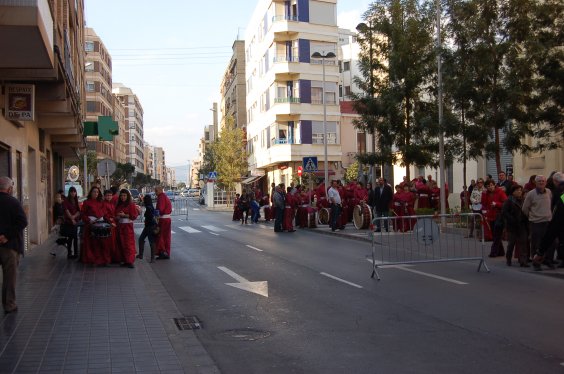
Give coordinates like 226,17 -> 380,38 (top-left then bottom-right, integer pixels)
5,84 -> 35,121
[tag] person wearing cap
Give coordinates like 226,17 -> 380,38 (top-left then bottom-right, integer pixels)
0,177 -> 28,314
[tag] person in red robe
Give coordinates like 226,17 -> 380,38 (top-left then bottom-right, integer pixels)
415,176 -> 430,209
115,189 -> 139,268
481,180 -> 507,256
102,190 -> 120,263
80,186 -> 111,266
392,184 -> 416,232
260,194 -> 272,222
155,185 -> 172,259
232,193 -> 242,221
282,187 -> 296,232
296,188 -> 310,228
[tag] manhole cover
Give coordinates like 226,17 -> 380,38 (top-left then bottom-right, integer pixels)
174,316 -> 202,330
217,328 -> 271,341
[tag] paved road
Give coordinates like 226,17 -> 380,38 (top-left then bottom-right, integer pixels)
149,201 -> 564,374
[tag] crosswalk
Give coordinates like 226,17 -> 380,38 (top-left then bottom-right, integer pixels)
134,223 -> 275,236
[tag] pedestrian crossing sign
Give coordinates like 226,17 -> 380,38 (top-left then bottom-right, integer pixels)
303,157 -> 318,172
208,171 -> 218,180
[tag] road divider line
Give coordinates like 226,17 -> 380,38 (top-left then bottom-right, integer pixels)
320,272 -> 363,289
393,266 -> 468,285
246,245 -> 263,252
209,232 -> 220,236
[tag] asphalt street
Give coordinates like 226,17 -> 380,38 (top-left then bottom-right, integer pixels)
146,198 -> 564,374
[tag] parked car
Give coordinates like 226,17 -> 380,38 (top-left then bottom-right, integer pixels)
165,190 -> 175,201
129,188 -> 141,203
188,188 -> 200,197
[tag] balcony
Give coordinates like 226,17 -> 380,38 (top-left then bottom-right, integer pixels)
273,55 -> 299,63
272,15 -> 299,23
274,97 -> 301,104
0,0 -> 54,69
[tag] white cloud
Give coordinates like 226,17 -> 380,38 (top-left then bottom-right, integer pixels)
338,9 -> 364,31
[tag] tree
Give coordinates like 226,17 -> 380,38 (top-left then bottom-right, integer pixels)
110,162 -> 135,187
199,142 -> 217,179
356,0 -> 438,181
177,182 -> 186,190
214,116 -> 248,202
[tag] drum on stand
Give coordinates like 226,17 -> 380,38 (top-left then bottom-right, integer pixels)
353,204 -> 372,230
317,207 -> 331,225
91,222 -> 112,238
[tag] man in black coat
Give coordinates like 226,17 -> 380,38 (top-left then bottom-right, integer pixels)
373,178 -> 393,232
0,176 -> 28,314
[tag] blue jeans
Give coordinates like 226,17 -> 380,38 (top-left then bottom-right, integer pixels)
330,204 -> 341,231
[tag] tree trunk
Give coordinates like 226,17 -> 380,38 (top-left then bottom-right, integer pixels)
494,127 -> 502,175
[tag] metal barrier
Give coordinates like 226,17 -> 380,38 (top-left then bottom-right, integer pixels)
137,197 -> 192,222
370,213 -> 489,280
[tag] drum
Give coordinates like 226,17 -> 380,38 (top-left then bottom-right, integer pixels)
353,204 -> 372,230
308,211 -> 318,228
91,222 -> 112,238
317,207 -> 331,225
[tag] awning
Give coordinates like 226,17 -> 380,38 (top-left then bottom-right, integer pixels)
241,175 -> 263,184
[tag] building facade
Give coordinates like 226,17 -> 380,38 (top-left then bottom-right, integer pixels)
112,83 -> 144,173
0,0 -> 86,245
245,0 -> 341,188
220,40 -> 247,131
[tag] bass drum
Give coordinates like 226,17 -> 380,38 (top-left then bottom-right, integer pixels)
317,207 -> 331,225
353,204 -> 372,230
307,210 -> 318,228
91,222 -> 112,238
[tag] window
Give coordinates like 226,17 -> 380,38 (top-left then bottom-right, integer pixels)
86,101 -> 97,112
311,87 -> 323,104
85,41 -> 94,52
86,81 -> 95,92
312,121 -> 338,144
343,61 -> 350,71
85,62 -> 94,71
357,132 -> 366,154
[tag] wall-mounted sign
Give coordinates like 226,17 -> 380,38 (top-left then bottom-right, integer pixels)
5,84 -> 35,121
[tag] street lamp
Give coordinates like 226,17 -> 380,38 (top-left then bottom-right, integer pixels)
311,51 -> 336,191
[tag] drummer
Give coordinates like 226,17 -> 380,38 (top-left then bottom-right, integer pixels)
102,190 -> 120,263
115,189 -> 139,268
80,186 -> 111,266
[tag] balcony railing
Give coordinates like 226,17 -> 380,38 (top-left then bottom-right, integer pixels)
310,59 -> 337,66
273,137 -> 295,145
274,97 -> 301,104
272,15 -> 299,22
311,98 -> 337,105
273,55 -> 300,63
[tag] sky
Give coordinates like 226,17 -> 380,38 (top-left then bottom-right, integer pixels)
84,0 -> 372,180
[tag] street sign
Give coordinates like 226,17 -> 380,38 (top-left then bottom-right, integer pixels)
297,166 -> 303,177
302,157 -> 318,172
208,171 -> 218,180
96,159 -> 116,177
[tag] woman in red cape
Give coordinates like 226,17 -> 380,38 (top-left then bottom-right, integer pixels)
102,190 -> 120,263
282,187 -> 297,232
392,184 -> 416,232
481,180 -> 507,256
80,186 -> 111,266
115,189 -> 139,268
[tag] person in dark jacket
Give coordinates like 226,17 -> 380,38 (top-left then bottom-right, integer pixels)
138,194 -> 157,263
373,178 -> 393,232
533,172 -> 564,270
0,176 -> 28,314
502,185 -> 529,267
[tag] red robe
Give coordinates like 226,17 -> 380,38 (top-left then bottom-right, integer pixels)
81,199 -> 111,265
233,197 -> 243,221
415,181 -> 431,209
481,188 -> 507,241
392,191 -> 416,232
260,195 -> 273,221
115,202 -> 139,264
156,192 -> 173,256
282,193 -> 297,231
103,200 -> 119,263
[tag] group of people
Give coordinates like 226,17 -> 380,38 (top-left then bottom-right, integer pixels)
52,185 -> 174,266
468,171 -> 564,270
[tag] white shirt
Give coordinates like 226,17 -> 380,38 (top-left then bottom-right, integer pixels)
327,187 -> 341,204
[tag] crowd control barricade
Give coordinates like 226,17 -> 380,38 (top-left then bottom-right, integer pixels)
137,197 -> 191,222
370,212 -> 490,280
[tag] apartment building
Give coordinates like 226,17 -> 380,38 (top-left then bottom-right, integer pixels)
112,83 -> 144,173
245,0 -> 341,188
0,0 -> 86,246
153,146 -> 166,184
220,40 -> 247,131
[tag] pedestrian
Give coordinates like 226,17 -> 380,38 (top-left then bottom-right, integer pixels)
0,177 -> 28,314
522,175 -> 553,268
52,192 -> 66,253
468,179 -> 476,194
481,179 -> 507,256
523,175 -> 536,194
155,185 -> 172,259
282,187 -> 296,232
138,194 -> 158,263
273,185 -> 285,232
115,189 -> 138,268
496,171 -> 511,195
392,183 -> 416,232
468,178 -> 485,238
328,180 -> 342,232
102,189 -> 119,263
502,185 -> 529,267
81,186 -> 111,266
61,187 -> 80,259
374,178 -> 393,232
238,192 -> 250,224
533,172 -> 564,270
250,194 -> 260,223
232,193 -> 242,221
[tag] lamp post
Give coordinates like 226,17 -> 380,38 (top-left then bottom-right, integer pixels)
311,51 -> 336,190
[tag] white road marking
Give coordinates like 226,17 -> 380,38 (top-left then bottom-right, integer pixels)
171,230 -> 176,234
209,232 -> 220,236
366,258 -> 468,285
246,245 -> 263,252
258,225 -> 270,230
218,266 -> 268,297
179,226 -> 201,233
226,224 -> 243,230
193,208 -> 200,211
134,228 -> 144,235
320,272 -> 363,289
202,225 -> 226,232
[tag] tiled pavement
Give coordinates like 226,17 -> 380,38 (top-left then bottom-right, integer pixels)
0,233 -> 219,374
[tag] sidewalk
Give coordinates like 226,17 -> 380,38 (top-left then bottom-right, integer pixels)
0,233 -> 219,374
